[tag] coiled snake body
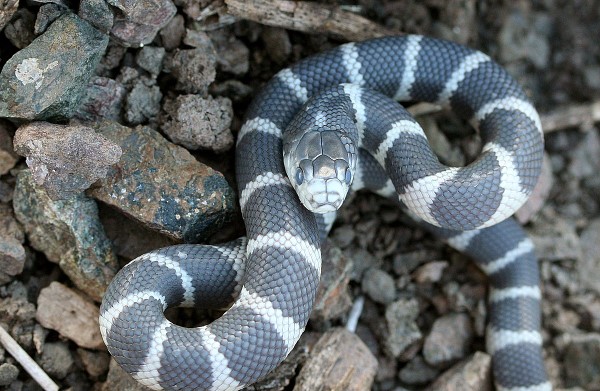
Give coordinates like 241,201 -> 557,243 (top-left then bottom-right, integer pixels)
100,35 -> 551,391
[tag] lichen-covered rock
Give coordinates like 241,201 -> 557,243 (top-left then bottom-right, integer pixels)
0,13 -> 108,121
13,170 -> 118,301
89,121 -> 235,242
162,94 -> 233,152
108,0 -> 176,47
13,122 -> 122,200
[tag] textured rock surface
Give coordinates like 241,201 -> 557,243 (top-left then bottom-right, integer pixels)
108,0 -> 176,47
74,76 -> 127,123
0,0 -> 19,31
0,124 -> 18,175
13,122 -> 122,200
426,352 -> 492,391
423,313 -> 474,366
13,170 -> 118,301
0,13 -> 108,120
89,121 -> 234,242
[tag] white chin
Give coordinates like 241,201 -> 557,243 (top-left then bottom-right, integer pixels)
309,203 -> 338,214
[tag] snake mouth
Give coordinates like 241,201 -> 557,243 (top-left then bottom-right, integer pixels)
297,178 -> 347,214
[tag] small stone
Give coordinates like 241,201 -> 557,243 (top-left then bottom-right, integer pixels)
13,170 -> 118,301
563,333 -> 600,389
423,313 -> 473,366
0,0 -> 19,31
13,122 -> 122,200
36,282 -> 104,350
162,94 -> 233,152
330,224 -> 355,248
170,48 -> 217,95
3,9 -> 35,49
530,213 -> 581,262
260,27 -> 291,64
398,355 -> 439,385
0,203 -> 24,243
78,0 -> 114,33
124,79 -> 162,125
362,268 -> 396,304
294,328 -> 378,391
209,31 -> 250,75
38,342 -> 74,379
425,352 -> 492,391
413,261 -> 449,284
568,129 -> 600,180
89,121 -> 234,242
135,46 -> 166,76
0,125 -> 18,175
0,363 -> 19,386
78,348 -> 110,377
498,10 -> 551,69
0,13 -> 109,121
74,76 -> 127,123
0,236 -> 25,283
159,14 -> 184,51
578,218 -> 600,295
103,359 -> 152,390
384,299 -> 422,360
108,0 -> 176,47
34,4 -> 66,34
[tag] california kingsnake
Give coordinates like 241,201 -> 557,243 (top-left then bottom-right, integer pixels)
99,35 -> 550,391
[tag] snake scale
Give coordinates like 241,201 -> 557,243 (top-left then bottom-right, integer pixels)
100,35 -> 551,391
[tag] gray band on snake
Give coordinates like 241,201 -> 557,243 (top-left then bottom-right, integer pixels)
99,35 -> 550,391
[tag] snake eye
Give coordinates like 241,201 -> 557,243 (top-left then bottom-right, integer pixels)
344,168 -> 352,185
295,168 -> 304,185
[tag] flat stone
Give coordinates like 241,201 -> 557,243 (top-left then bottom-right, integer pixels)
162,94 -> 233,152
14,121 -> 122,200
108,0 -> 176,47
385,299 -> 422,360
294,328 -> 378,391
425,352 -> 492,391
36,282 -> 104,350
13,170 -> 118,301
423,312 -> 473,366
89,121 -> 234,242
0,13 -> 108,121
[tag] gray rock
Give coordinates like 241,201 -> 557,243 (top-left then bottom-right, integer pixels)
108,0 -> 176,47
159,14 -> 184,51
74,76 -> 127,123
499,10 -> 551,69
209,31 -> 250,75
38,342 -> 74,379
568,128 -> 600,180
530,212 -> 581,262
0,363 -> 19,386
563,333 -> 600,389
398,355 -> 439,385
136,46 -> 166,76
34,4 -> 66,34
124,79 -> 162,125
0,13 -> 109,121
0,236 -> 25,284
3,9 -> 35,49
423,312 -> 473,366
78,0 -> 114,33
77,348 -> 110,378
425,352 -> 492,391
102,359 -> 152,391
162,95 -> 233,152
362,268 -> 396,304
170,48 -> 217,95
0,124 -> 18,176
578,218 -> 600,295
89,121 -> 235,242
13,170 -> 118,301
384,298 -> 422,360
349,247 -> 382,280
0,203 -> 24,243
260,27 -> 291,65
13,122 -> 122,200
0,0 -> 19,31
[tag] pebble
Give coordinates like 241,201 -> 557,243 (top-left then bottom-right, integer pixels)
38,341 -> 74,379
398,355 -> 439,385
350,247 -> 382,281
562,333 -> 600,389
384,299 -> 422,360
36,282 -> 104,350
294,328 -> 377,391
0,363 -> 19,386
34,4 -> 66,34
498,10 -> 551,69
413,261 -> 449,284
0,120 -> 18,176
89,121 -> 235,242
13,122 -> 122,200
209,31 -> 250,76
260,27 -> 292,64
135,46 -> 166,76
567,128 -> 600,180
0,0 -> 18,30
78,0 -> 114,33
74,76 -> 127,123
13,170 -> 118,301
3,9 -> 35,49
578,218 -> 600,294
425,352 -> 492,391
423,312 -> 473,366
159,14 -> 185,51
77,348 -> 111,378
124,78 -> 162,125
162,94 -> 234,152
108,0 -> 176,47
0,237 -> 25,285
362,268 -> 396,304
0,13 -> 108,121
170,47 -> 217,95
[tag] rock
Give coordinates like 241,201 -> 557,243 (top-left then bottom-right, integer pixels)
13,122 -> 122,200
209,31 -> 250,75
384,299 -> 422,360
530,212 -> 581,262
568,128 -> 600,180
398,355 -> 439,385
89,121 -> 235,242
425,352 -> 492,391
0,125 -> 18,175
102,359 -> 153,391
159,14 -> 184,51
34,4 -> 66,34
3,9 -> 35,49
170,47 -> 217,95
563,333 -> 600,389
108,0 -> 176,47
578,218 -> 600,295
260,27 -> 291,65
499,10 -> 551,69
294,328 -> 378,391
349,247 -> 382,280
78,348 -> 110,377
38,341 -> 74,379
78,0 -> 114,33
0,0 -> 19,31
0,236 -> 25,284
423,312 -> 473,366
0,13 -> 109,121
413,260 -> 448,284
0,363 -> 19,386
135,46 -> 166,76
13,170 -> 118,301
74,76 -> 127,123
124,78 -> 162,125
362,268 -> 396,304
36,282 -> 104,350
162,94 -> 234,152
311,242 -> 353,323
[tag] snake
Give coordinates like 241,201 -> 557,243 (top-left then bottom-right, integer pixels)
99,35 -> 551,391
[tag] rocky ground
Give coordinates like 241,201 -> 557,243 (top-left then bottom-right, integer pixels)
0,0 -> 599,390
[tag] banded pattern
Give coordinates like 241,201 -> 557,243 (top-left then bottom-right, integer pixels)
100,35 -> 549,391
